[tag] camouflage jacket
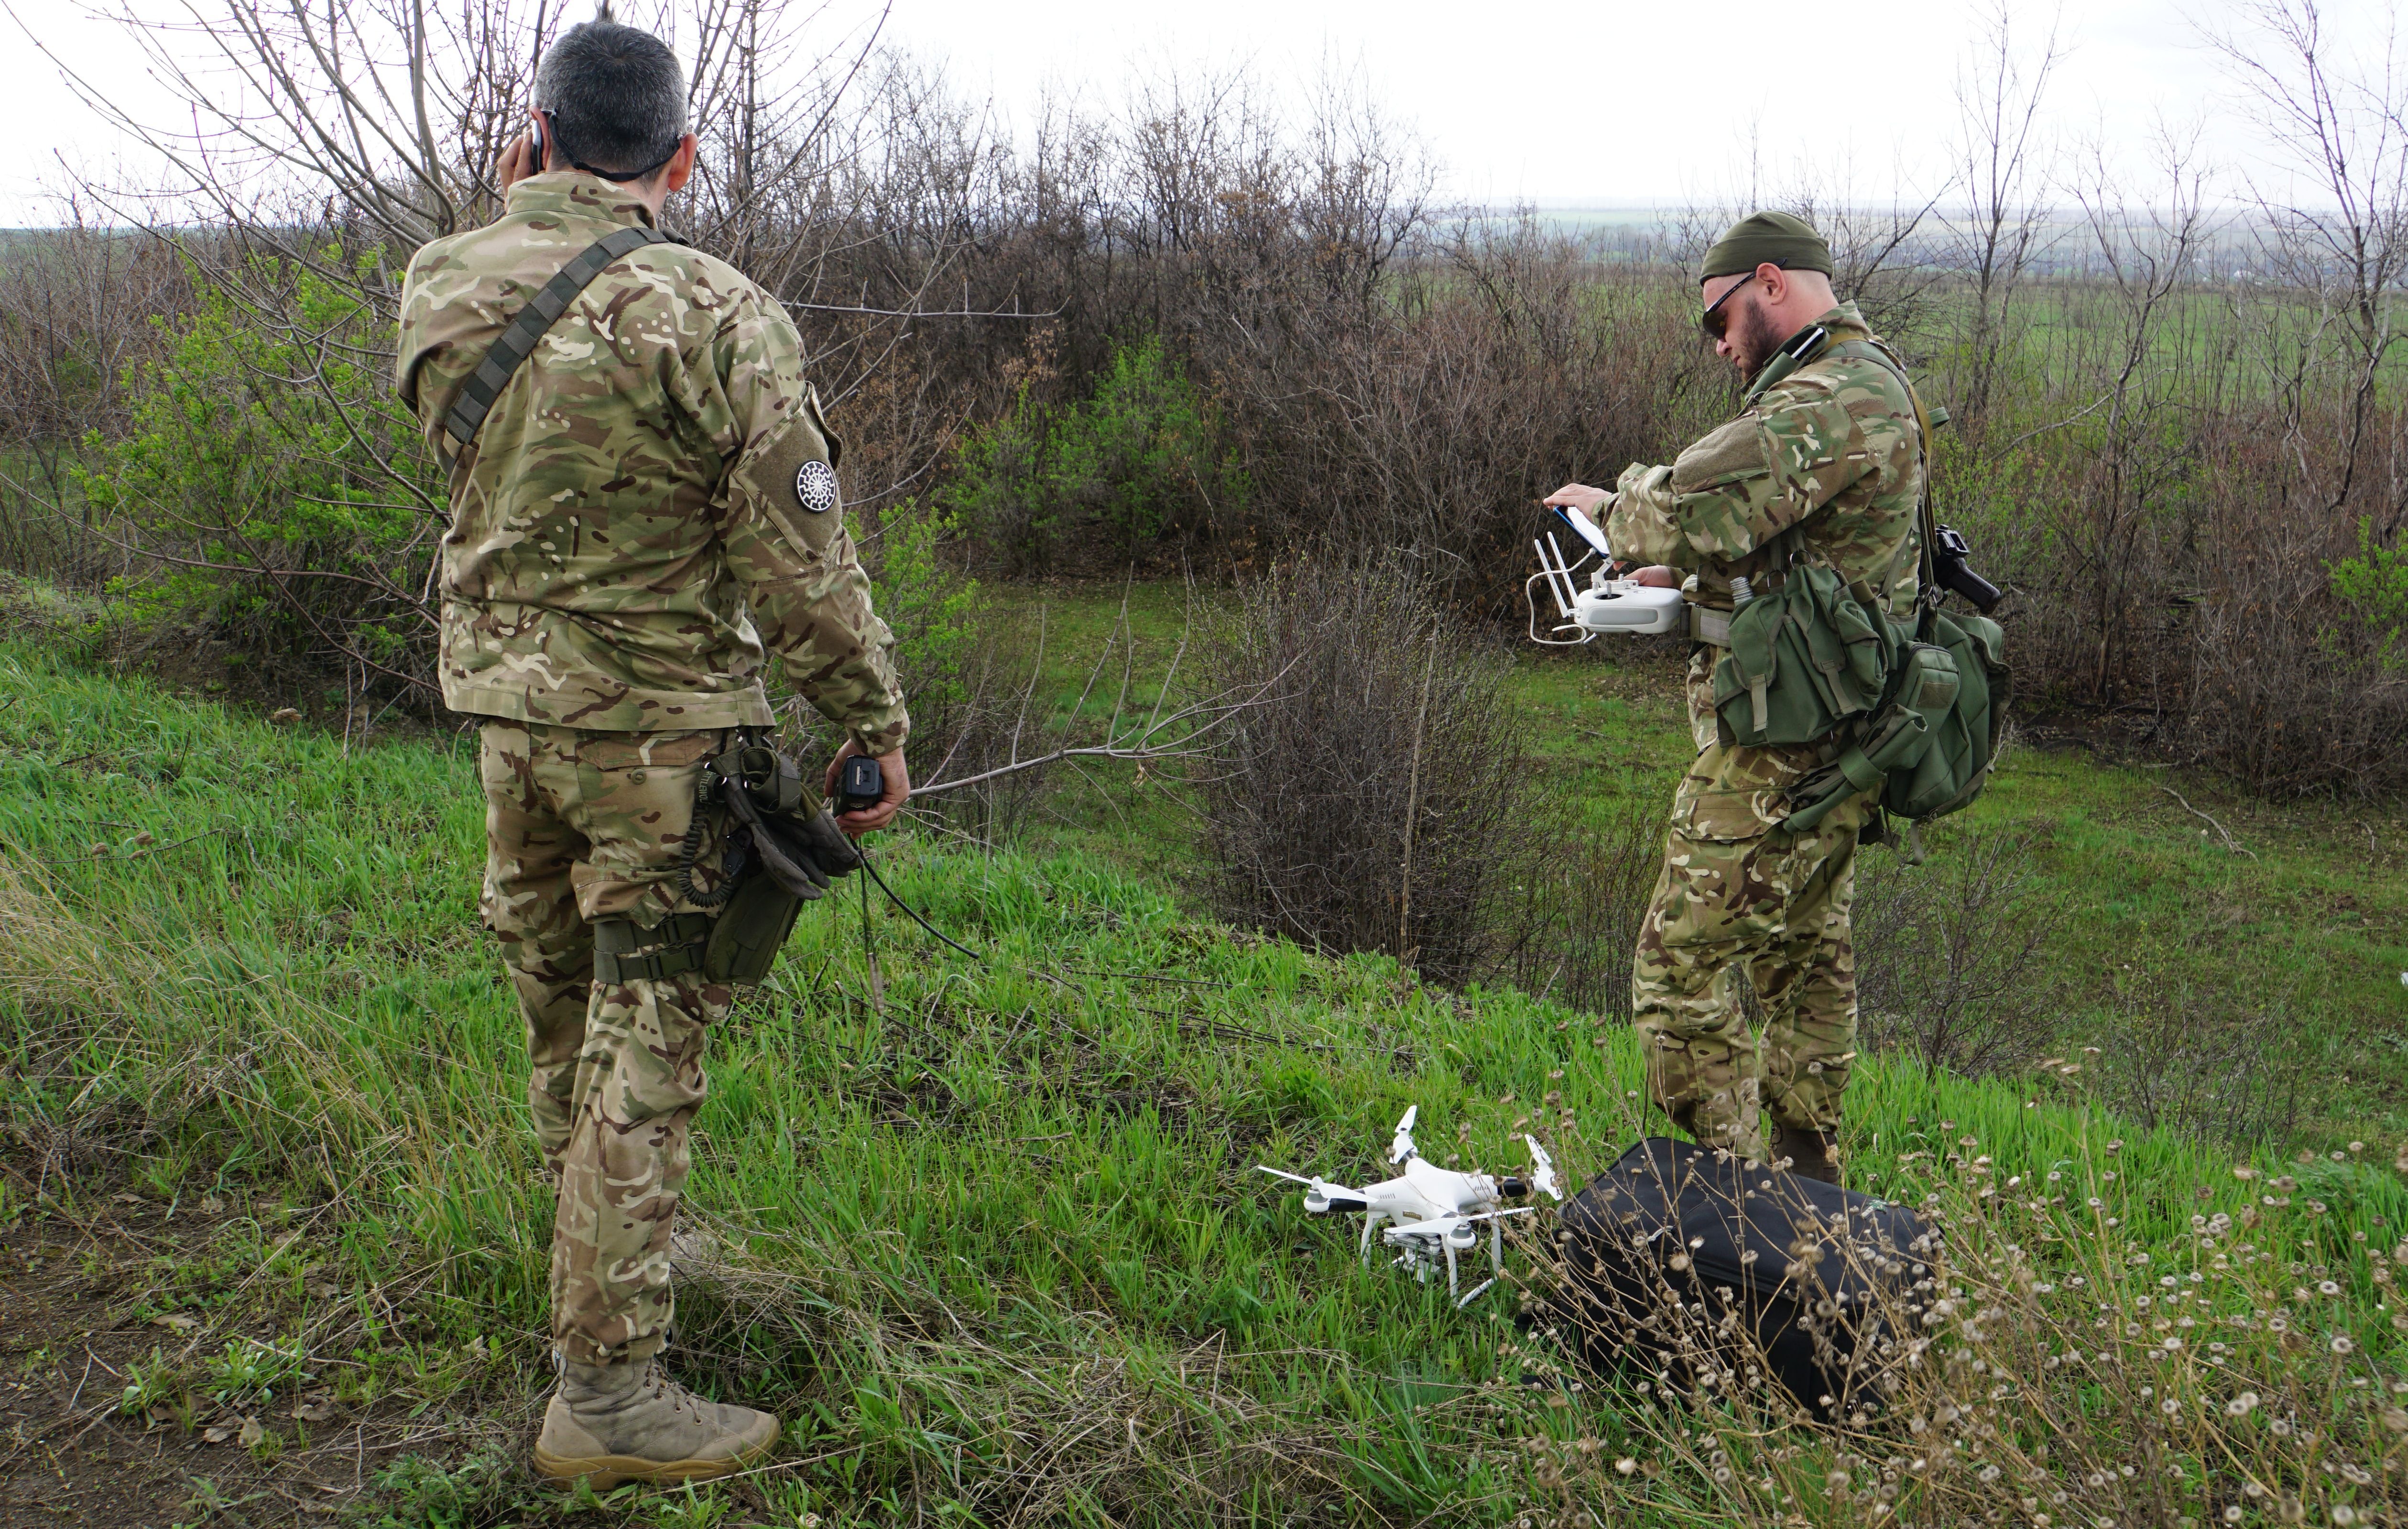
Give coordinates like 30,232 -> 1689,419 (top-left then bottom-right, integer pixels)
1604,302 -> 1922,615
394,173 -> 909,750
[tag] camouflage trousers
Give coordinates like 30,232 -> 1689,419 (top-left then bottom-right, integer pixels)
1629,655 -> 1870,1162
478,719 -> 738,1368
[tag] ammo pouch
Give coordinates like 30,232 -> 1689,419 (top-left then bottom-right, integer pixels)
1779,602 -> 2008,838
705,876 -> 809,987
685,742 -> 861,986
1711,560 -> 1891,747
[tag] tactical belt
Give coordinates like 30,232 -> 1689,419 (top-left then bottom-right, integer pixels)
440,224 -> 675,455
593,912 -> 715,984
1687,605 -> 1733,647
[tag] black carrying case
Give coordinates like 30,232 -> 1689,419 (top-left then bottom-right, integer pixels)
1543,1138 -> 1937,1419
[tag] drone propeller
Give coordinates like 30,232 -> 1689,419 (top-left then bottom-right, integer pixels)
1523,1135 -> 1563,1202
1254,1165 -> 1366,1215
1388,1104 -> 1420,1166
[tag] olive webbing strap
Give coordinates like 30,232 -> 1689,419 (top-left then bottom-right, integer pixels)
439,224 -> 673,455
592,911 -> 715,983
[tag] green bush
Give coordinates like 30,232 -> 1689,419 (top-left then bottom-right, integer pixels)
864,496 -> 981,766
943,336 -> 1244,573
74,248 -> 439,688
2331,515 -> 2408,666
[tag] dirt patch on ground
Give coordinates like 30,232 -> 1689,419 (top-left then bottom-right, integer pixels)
0,1159 -> 819,1529
0,1184 -> 504,1529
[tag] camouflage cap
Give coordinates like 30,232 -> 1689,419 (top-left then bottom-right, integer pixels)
1700,211 -> 1833,280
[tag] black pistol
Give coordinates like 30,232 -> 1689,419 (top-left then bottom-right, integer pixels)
1930,525 -> 2004,614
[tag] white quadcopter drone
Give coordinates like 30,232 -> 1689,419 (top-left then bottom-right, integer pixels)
1526,502 -> 1685,644
1257,1106 -> 1564,1307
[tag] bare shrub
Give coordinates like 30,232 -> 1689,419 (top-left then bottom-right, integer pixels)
1852,828 -> 2061,1078
1193,553 -> 1527,978
1941,0 -> 2068,440
0,217 -> 188,589
2076,975 -> 2308,1145
1496,796 -> 1663,1019
1209,217 -> 1721,613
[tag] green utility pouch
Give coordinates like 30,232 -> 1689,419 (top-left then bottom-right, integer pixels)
1711,559 -> 1892,747
1781,607 -> 2005,837
676,740 -> 862,986
1882,610 -> 2005,823
703,874 -> 809,985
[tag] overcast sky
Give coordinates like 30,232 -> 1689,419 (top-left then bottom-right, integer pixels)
5,0 -> 2373,222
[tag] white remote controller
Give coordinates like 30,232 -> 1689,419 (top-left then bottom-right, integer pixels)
1572,576 -> 1684,635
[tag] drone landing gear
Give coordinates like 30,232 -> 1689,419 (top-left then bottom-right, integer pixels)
1368,1216 -> 1509,1308
1451,1221 -> 1506,1309
1445,1228 -> 1503,1310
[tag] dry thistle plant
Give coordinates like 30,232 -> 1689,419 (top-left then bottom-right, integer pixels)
1494,1115 -> 2406,1528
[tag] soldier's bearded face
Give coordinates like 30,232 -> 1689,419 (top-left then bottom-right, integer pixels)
1723,295 -> 1782,377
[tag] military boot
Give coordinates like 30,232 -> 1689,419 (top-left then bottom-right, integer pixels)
531,1357 -> 779,1488
1772,1122 -> 1843,1184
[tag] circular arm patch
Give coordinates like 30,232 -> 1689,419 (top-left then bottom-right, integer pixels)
794,459 -> 839,514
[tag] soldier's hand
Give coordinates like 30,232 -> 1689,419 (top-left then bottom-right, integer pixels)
1543,483 -> 1611,519
826,740 -> 909,838
499,129 -> 539,192
1631,565 -> 1681,588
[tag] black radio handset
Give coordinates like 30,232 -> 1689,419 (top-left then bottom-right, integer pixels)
1743,323 -> 1830,404
528,112 -> 547,170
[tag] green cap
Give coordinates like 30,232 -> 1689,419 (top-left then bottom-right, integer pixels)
1700,211 -> 1833,280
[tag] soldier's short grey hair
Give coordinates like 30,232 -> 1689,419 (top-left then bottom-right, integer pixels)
534,18 -> 688,179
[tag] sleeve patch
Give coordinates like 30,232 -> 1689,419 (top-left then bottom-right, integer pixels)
731,407 -> 840,554
1670,416 -> 1773,495
795,459 -> 839,513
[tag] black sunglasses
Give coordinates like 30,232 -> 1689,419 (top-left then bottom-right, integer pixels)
1700,267 -> 1779,339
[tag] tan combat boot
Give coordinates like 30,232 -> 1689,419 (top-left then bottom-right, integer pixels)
1772,1122 -> 1843,1184
532,1357 -> 780,1488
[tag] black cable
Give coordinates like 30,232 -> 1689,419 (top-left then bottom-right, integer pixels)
855,845 -> 985,964
859,842 -> 876,984
674,805 -> 744,909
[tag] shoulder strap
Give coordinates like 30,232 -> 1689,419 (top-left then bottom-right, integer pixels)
440,224 -> 673,455
1824,336 -> 1940,609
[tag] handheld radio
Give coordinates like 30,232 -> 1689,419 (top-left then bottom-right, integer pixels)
838,754 -> 884,815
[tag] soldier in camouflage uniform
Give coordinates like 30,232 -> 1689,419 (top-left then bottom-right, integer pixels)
1547,212 -> 1922,1182
395,17 -> 909,1486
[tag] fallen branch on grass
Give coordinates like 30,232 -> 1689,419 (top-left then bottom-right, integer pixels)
2159,783 -> 2259,860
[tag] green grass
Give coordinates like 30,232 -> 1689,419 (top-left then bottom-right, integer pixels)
3,631 -> 2406,1524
